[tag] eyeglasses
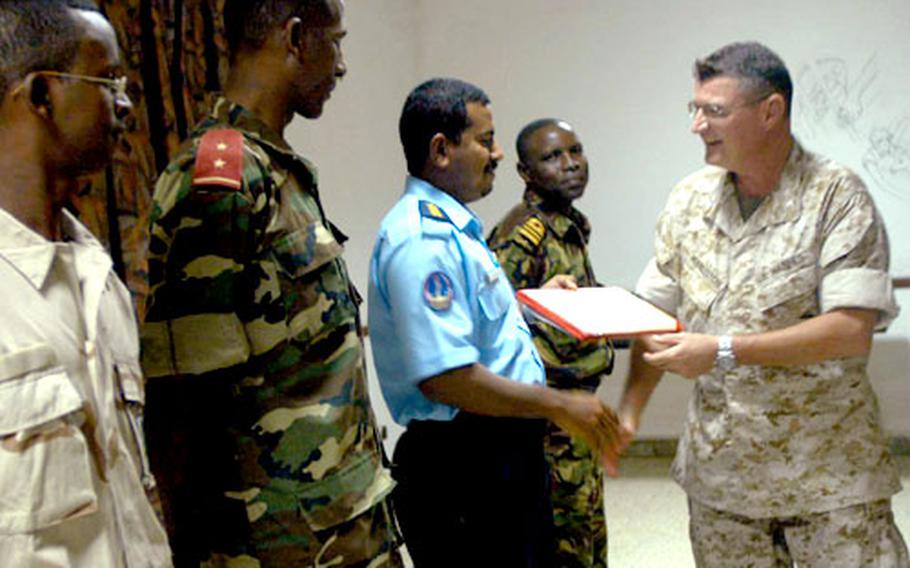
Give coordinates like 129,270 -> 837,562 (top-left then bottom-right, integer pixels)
34,70 -> 128,100
687,92 -> 772,120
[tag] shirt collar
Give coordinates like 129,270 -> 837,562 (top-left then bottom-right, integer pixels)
706,139 -> 805,239
404,176 -> 485,237
201,96 -> 319,192
204,97 -> 319,176
523,189 -> 591,241
207,97 -> 292,154
0,207 -> 108,291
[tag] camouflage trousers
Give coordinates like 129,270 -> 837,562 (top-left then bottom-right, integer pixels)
689,498 -> 908,568
200,499 -> 403,568
545,426 -> 607,568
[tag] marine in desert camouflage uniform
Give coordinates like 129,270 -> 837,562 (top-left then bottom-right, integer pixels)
489,119 -> 613,568
141,2 -> 400,566
619,41 -> 907,568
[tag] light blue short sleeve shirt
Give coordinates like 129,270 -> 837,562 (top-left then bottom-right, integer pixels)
369,177 -> 545,426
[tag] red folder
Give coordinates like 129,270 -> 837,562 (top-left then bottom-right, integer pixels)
516,286 -> 682,341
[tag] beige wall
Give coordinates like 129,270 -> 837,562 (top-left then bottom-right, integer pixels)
285,0 -> 910,444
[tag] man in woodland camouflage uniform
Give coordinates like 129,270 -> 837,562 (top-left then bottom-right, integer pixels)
488,119 -> 613,568
141,1 -> 400,566
619,41 -> 907,567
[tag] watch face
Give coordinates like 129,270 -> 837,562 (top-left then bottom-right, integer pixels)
716,336 -> 735,371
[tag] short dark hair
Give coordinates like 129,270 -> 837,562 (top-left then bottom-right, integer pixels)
0,0 -> 100,101
224,0 -> 337,56
515,118 -> 566,164
399,78 -> 491,176
695,41 -> 793,116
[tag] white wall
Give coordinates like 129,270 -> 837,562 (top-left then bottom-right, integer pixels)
286,0 -> 910,445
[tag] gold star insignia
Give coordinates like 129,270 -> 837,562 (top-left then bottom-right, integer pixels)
214,158 -> 226,169
216,142 -> 228,151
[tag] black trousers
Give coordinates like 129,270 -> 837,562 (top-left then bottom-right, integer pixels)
392,413 -> 555,568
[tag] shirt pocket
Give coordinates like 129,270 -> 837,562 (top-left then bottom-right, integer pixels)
296,449 -> 392,532
756,263 -> 818,319
0,345 -> 97,534
679,256 -> 723,314
238,407 -> 393,532
478,274 -> 513,322
113,361 -> 155,492
270,222 -> 344,279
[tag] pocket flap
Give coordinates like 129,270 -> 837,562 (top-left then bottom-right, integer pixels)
757,265 -> 817,311
478,278 -> 512,321
297,451 -> 393,531
115,361 -> 145,405
0,344 -> 55,383
679,259 -> 722,312
0,347 -> 83,437
272,223 -> 343,278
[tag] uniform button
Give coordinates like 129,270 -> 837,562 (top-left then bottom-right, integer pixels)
83,341 -> 96,357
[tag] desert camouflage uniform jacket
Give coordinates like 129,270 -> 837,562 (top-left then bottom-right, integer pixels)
488,189 -> 613,390
142,98 -> 396,565
636,140 -> 902,518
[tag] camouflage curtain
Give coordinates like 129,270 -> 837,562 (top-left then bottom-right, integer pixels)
71,0 -> 230,315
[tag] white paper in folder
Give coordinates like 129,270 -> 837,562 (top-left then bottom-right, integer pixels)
516,286 -> 682,341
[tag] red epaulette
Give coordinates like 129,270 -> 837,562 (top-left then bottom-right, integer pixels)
192,129 -> 244,190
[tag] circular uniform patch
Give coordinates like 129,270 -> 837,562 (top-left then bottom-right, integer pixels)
423,271 -> 454,311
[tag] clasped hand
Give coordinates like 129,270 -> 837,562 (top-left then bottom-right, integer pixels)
641,332 -> 717,379
556,391 -> 626,478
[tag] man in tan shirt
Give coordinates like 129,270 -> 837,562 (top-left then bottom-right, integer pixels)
0,1 -> 171,565
620,41 -> 907,567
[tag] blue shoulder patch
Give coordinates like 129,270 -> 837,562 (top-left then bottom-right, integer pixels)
423,271 -> 454,311
419,200 -> 452,224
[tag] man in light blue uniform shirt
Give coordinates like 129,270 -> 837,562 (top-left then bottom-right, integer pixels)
369,78 -> 622,568
371,174 -> 547,425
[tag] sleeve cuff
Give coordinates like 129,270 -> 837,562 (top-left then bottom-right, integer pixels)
407,346 -> 480,387
820,268 -> 900,330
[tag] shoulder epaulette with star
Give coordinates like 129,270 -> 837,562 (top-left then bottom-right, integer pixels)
419,200 -> 452,224
192,129 -> 244,189
516,216 -> 546,248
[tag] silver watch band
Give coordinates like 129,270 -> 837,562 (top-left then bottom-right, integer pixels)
716,335 -> 736,371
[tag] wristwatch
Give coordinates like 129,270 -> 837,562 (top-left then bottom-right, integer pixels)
715,335 -> 737,372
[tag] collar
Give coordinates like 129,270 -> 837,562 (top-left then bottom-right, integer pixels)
706,140 -> 806,240
405,176 -> 485,238
0,207 -> 109,291
523,189 -> 591,242
203,97 -> 319,175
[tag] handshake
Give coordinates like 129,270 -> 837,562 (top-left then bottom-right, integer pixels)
549,389 -> 633,478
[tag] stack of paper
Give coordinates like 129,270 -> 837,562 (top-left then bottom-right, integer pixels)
516,286 -> 682,341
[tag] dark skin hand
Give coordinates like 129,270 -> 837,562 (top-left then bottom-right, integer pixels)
420,363 -> 624,477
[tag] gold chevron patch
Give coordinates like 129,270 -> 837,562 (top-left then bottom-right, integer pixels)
419,200 -> 451,223
517,217 -> 546,247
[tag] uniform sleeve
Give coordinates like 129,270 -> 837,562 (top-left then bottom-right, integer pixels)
376,235 -> 480,385
490,236 -> 546,290
636,196 -> 683,315
818,179 -> 899,328
142,151 -> 267,379
491,223 -> 612,380
635,257 -> 681,316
